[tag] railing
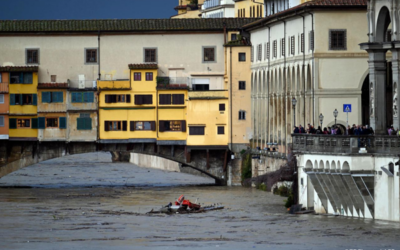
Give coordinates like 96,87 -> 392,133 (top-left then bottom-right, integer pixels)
0,83 -> 9,93
97,80 -> 130,90
203,0 -> 221,9
156,77 -> 189,89
292,134 -> 400,155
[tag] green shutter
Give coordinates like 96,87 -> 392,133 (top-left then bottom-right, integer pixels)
59,117 -> 66,129
31,118 -> 38,129
85,118 -> 92,130
77,118 -> 92,130
9,118 -> 17,129
19,94 -> 23,105
77,118 -> 83,130
38,117 -> 45,129
59,92 -> 64,103
10,94 -> 15,105
71,92 -> 77,103
32,94 -> 37,105
52,92 -> 63,103
42,92 -> 51,103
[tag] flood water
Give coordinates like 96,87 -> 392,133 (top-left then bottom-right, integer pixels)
0,153 -> 398,250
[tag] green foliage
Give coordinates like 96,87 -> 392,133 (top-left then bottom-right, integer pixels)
240,149 -> 246,155
256,182 -> 267,191
284,192 -> 295,208
190,0 -> 198,5
241,154 -> 252,181
273,185 -> 291,197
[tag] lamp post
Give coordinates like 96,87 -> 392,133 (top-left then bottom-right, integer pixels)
292,97 -> 297,126
319,113 -> 324,129
333,109 -> 338,127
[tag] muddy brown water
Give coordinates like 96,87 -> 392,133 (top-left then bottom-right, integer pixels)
0,153 -> 398,250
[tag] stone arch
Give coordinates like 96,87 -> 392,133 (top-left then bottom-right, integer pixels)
319,160 -> 324,169
331,161 -> 336,170
376,6 -> 392,42
306,159 -> 313,169
325,161 -> 330,169
342,161 -> 350,171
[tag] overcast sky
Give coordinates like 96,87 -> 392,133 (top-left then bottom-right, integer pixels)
0,0 -> 178,20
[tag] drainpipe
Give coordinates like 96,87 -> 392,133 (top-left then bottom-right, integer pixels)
98,30 -> 101,81
307,11 -> 315,124
302,14 -> 305,126
267,26 -> 271,142
97,30 -> 101,143
230,46 -> 233,151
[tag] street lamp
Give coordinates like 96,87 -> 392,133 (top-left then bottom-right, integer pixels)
333,109 -> 338,127
319,113 -> 324,128
292,97 -> 297,126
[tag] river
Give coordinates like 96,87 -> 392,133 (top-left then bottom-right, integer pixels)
0,152 -> 398,250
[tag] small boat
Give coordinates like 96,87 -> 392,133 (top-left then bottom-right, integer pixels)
147,194 -> 224,214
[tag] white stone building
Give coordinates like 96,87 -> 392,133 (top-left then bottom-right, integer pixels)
202,0 -> 236,18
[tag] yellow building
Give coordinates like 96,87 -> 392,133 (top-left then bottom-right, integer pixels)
8,66 -> 38,140
234,0 -> 264,18
171,0 -> 204,18
98,64 -> 158,143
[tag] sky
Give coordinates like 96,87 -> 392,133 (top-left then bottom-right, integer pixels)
0,0 -> 178,20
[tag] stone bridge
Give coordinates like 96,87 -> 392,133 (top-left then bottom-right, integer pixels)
0,141 -> 230,186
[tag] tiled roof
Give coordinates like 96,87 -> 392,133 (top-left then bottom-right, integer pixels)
0,66 -> 38,72
243,0 -> 367,29
0,18 -> 261,33
129,64 -> 158,70
38,83 -> 69,89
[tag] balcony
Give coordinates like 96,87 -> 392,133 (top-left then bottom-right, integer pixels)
156,77 -> 189,90
0,83 -> 9,93
188,90 -> 228,100
292,134 -> 400,155
97,80 -> 130,90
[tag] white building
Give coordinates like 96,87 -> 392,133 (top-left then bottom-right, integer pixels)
202,0 -> 236,18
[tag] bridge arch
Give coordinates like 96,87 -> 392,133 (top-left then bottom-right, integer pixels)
342,161 -> 350,171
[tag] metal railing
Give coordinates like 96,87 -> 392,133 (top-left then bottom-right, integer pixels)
292,134 -> 400,155
156,77 -> 189,89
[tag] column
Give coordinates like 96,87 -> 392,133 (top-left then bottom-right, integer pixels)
391,48 -> 400,130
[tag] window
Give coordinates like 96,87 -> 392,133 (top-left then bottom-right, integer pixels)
239,110 -> 246,120
219,103 -> 225,111
273,40 -> 277,58
300,33 -> 304,53
104,94 -> 130,103
144,48 -> 157,63
217,126 -> 225,135
71,92 -> 95,103
46,118 -> 58,128
145,72 -> 153,81
0,94 -> 4,104
266,42 -> 270,59
0,116 -> 4,127
51,75 -> 57,82
203,47 -> 215,62
18,119 -> 30,128
132,121 -> 155,131
231,33 -> 237,41
291,36 -> 295,55
281,38 -> 285,56
309,30 -> 314,51
10,72 -> 33,84
159,94 -> 172,105
42,92 -> 63,103
239,81 -> 246,90
329,29 -> 347,50
85,48 -> 98,63
134,73 -> 141,81
172,94 -> 184,105
77,114 -> 92,130
159,120 -> 186,132
251,46 -> 254,62
134,95 -> 152,105
189,126 -> 205,135
104,121 -> 127,131
26,49 -> 39,64
239,53 -> 246,62
11,94 -> 37,105
258,44 -> 262,61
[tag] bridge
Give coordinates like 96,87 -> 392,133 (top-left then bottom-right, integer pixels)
0,141 -> 229,186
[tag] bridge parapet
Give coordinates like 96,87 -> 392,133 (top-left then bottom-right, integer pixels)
292,134 -> 400,155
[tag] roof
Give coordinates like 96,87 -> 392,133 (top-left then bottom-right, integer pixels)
0,66 -> 38,72
37,83 -> 69,89
243,0 -> 367,30
129,64 -> 158,70
0,18 -> 261,33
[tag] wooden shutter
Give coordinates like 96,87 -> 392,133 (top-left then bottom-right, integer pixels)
9,118 -> 17,129
144,95 -> 152,104
159,121 -> 165,132
59,117 -> 67,129
134,95 -> 142,105
32,94 -> 37,105
122,121 -> 127,131
130,121 -> 135,131
159,94 -> 171,105
219,103 -> 225,111
77,118 -> 83,130
181,120 -> 186,132
42,92 -> 50,103
10,94 -> 15,105
151,121 -> 156,131
172,94 -> 184,105
104,121 -> 110,131
31,118 -> 38,129
38,117 -> 45,129
105,95 -> 111,103
85,118 -> 92,130
126,94 -> 131,103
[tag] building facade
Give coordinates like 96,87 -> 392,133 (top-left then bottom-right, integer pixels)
234,0 -> 265,18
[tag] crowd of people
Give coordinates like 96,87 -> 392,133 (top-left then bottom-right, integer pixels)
293,124 -> 377,135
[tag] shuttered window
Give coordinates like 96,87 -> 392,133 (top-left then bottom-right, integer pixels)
219,103 -> 225,111
239,81 -> 246,90
172,94 -> 184,105
159,94 -> 172,105
10,72 -> 33,84
9,118 -> 17,129
59,117 -> 67,129
38,117 -> 45,129
0,116 -> 4,127
239,110 -> 246,120
134,95 -> 152,105
159,120 -> 186,132
133,121 -> 156,131
10,94 -> 37,105
71,92 -> 94,103
77,114 -> 92,130
31,118 -> 38,129
104,121 -> 127,131
189,126 -> 205,135
217,126 -> 225,135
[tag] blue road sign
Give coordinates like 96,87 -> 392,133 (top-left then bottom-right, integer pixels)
343,104 -> 352,113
